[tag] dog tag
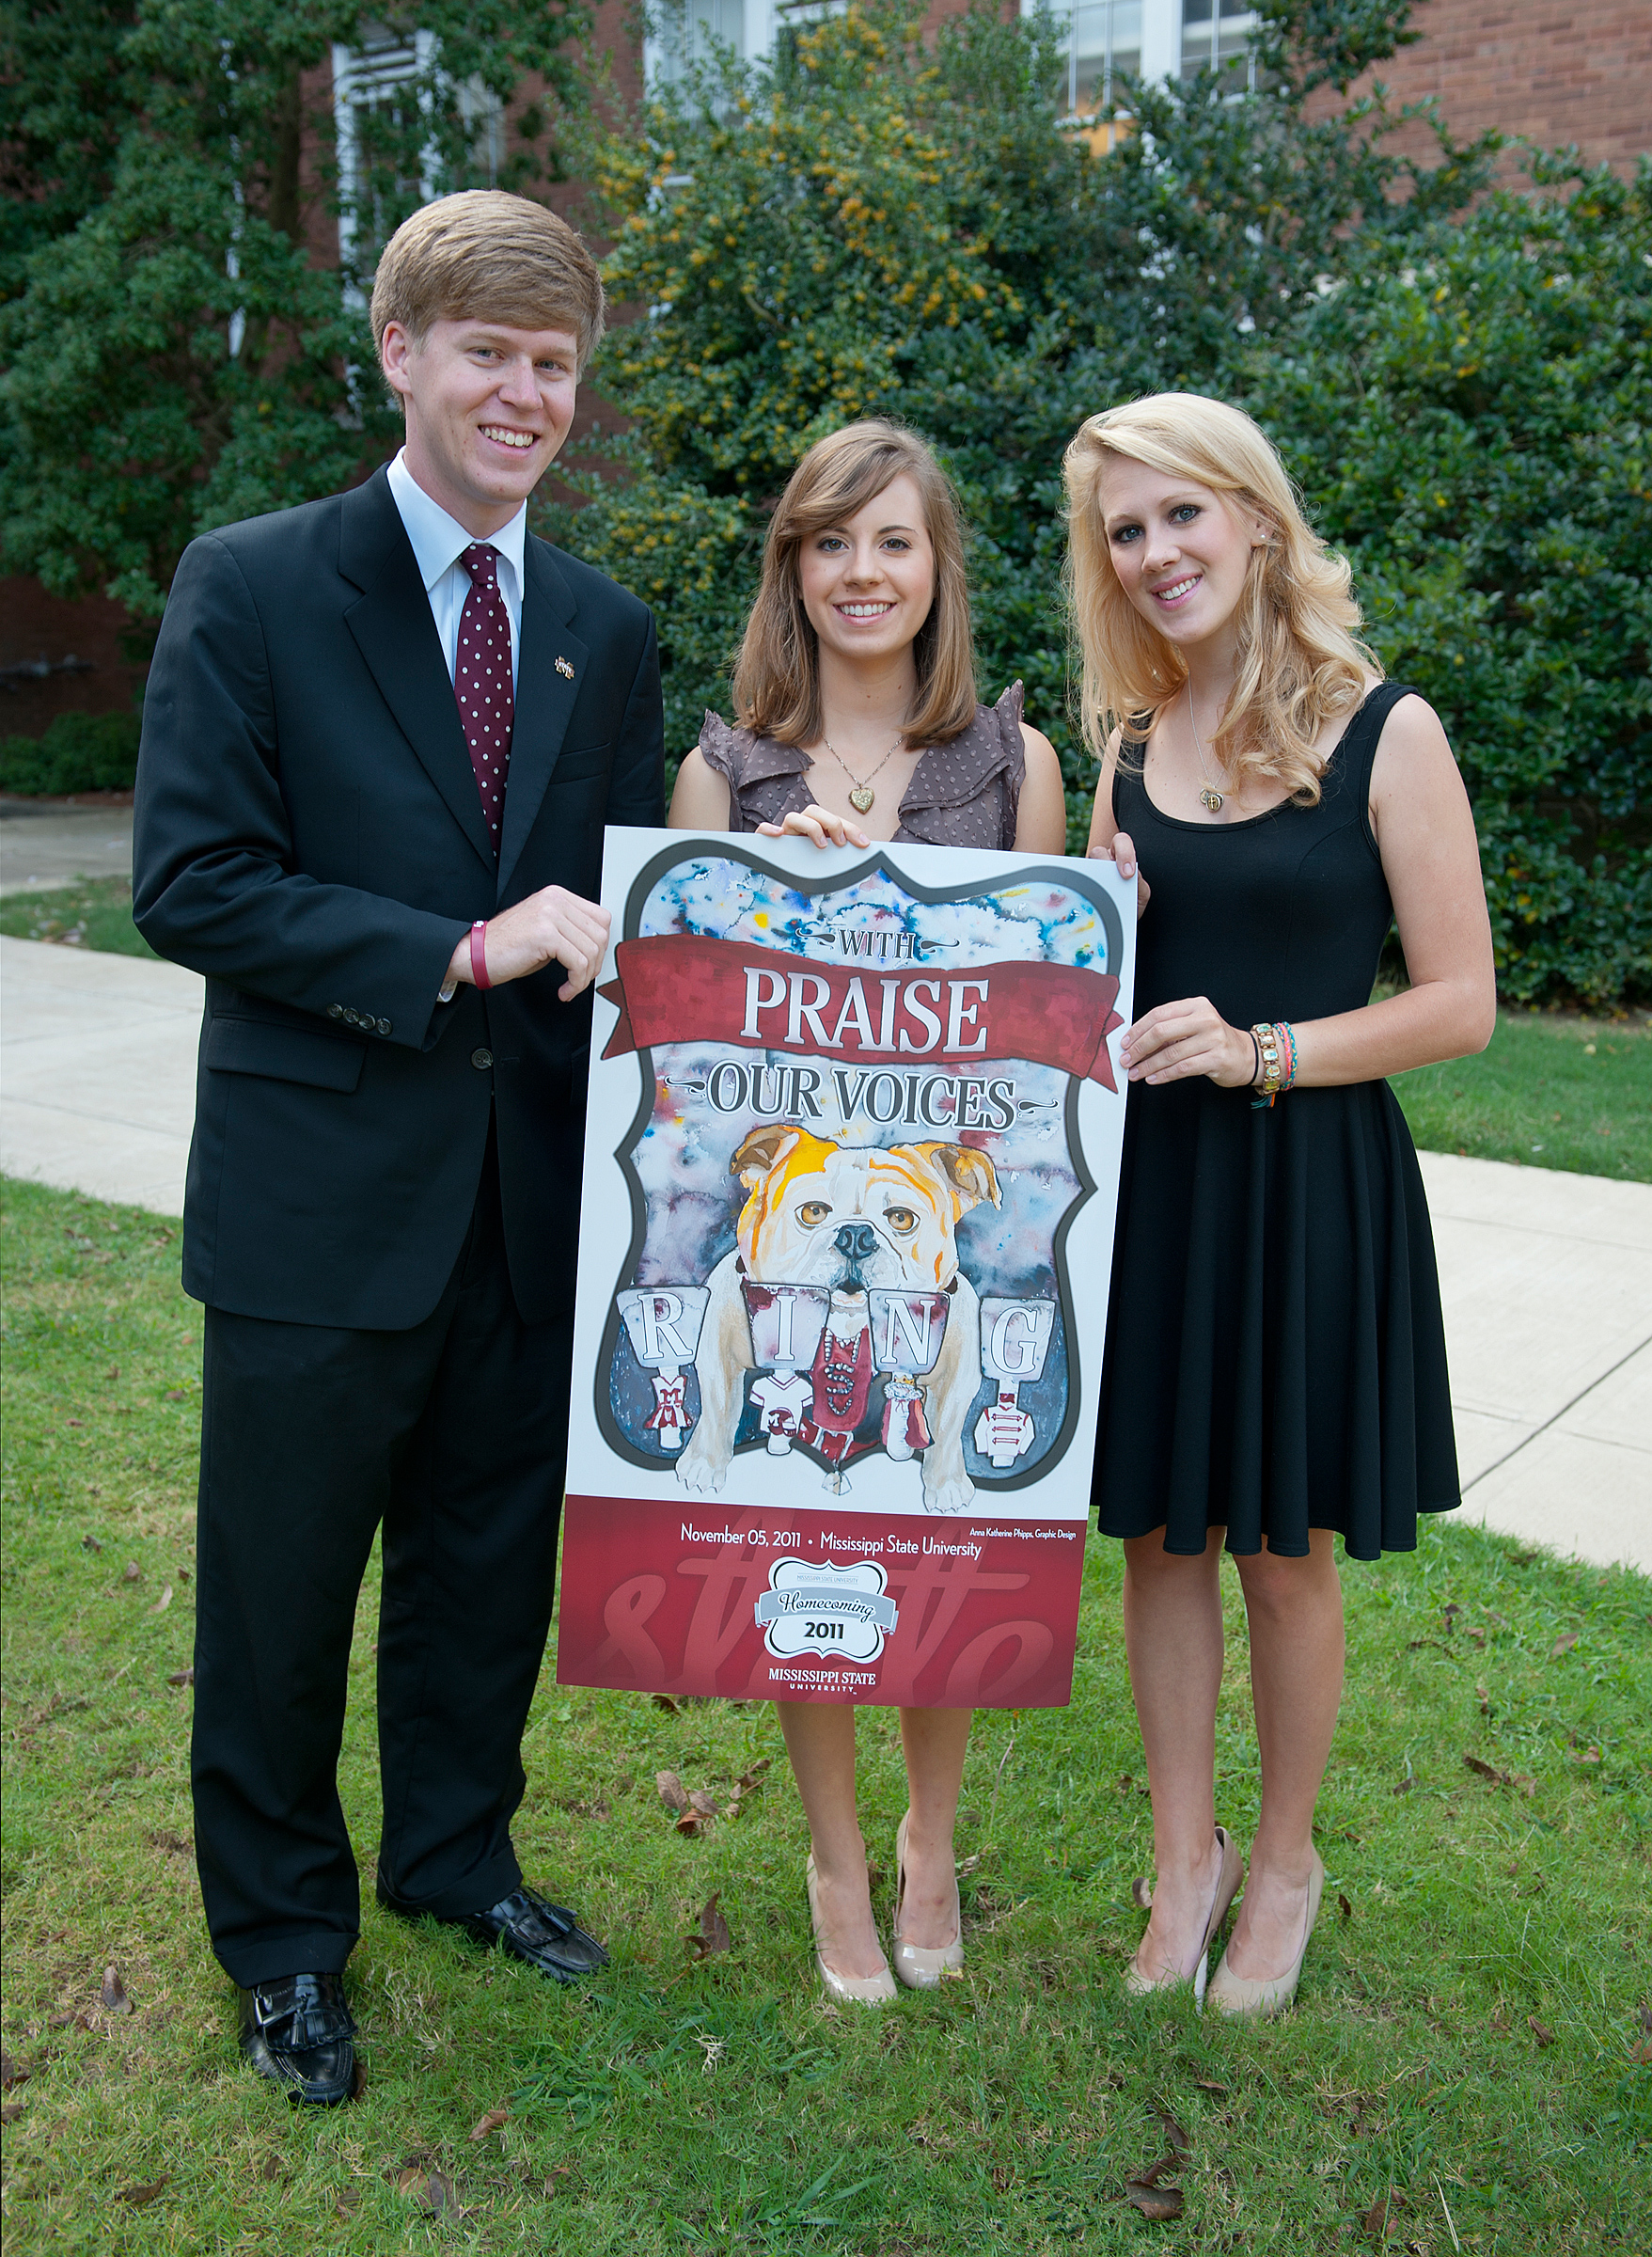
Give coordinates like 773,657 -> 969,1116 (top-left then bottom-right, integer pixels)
848,786 -> 875,813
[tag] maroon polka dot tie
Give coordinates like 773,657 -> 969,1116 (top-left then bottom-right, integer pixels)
454,543 -> 514,856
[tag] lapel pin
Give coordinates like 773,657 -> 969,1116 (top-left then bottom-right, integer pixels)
556,655 -> 575,680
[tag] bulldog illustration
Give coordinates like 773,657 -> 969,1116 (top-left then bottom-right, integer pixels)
675,1125 -> 999,1514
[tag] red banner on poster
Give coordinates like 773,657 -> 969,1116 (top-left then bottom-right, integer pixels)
598,937 -> 1123,1093
559,1495 -> 1086,1708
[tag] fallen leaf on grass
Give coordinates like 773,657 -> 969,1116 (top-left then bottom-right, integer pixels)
0,2054 -> 28,2092
82,1534 -> 102,1554
1392,1777 -> 1413,1796
1129,1876 -> 1154,1911
152,1585 -> 173,1613
398,2167 -> 458,2216
1639,2003 -> 1652,2036
1125,2178 -> 1184,2221
724,1759 -> 772,1817
1338,1893 -> 1353,1921
651,1694 -> 680,1714
1550,1632 -> 1579,1659
687,1789 -> 719,1818
1528,2016 -> 1555,2047
148,1828 -> 190,1854
1630,2040 -> 1652,2066
1191,2078 -> 1227,2097
1,2100 -> 24,2124
48,2010 -> 91,2032
1463,1754 -> 1534,1795
116,2177 -> 168,2207
685,1893 -> 732,1961
955,1853 -> 982,1876
166,1667 -> 194,1687
1475,1681 -> 1490,1714
469,2106 -> 510,2141
656,1770 -> 689,1813
121,1561 -> 141,1583
1153,2108 -> 1190,2157
1361,2192 -> 1392,2240
100,1965 -> 132,2015
1130,2154 -> 1178,2187
258,2153 -> 287,2183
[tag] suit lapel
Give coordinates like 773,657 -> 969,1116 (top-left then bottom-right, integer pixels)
496,536 -> 589,901
338,470 -> 495,874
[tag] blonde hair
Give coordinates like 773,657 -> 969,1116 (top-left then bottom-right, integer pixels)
1063,392 -> 1377,803
370,190 -> 606,371
732,420 -> 978,750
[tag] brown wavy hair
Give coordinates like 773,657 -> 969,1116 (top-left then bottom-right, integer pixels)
1063,392 -> 1377,803
732,420 -> 978,750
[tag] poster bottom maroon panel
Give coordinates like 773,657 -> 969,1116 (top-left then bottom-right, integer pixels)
557,1495 -> 1086,1709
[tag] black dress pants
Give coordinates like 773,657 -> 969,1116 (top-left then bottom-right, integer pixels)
190,1133 -> 574,1986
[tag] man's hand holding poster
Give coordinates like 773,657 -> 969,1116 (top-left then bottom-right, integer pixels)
558,828 -> 1136,1710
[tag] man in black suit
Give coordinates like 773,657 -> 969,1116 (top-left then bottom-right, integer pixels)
133,191 -> 664,2104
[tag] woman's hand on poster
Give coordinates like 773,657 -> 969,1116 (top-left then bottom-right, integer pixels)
1121,996 -> 1256,1089
1092,829 -> 1151,922
756,804 -> 873,851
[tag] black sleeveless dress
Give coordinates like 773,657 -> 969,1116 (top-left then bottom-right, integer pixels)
1092,684 -> 1459,1561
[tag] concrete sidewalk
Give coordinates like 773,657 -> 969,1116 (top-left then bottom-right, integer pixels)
2,934 -> 1646,1573
0,797 -> 136,896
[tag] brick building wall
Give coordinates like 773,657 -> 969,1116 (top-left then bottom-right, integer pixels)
1333,0 -> 1650,180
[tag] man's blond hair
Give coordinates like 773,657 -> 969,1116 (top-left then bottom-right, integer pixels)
370,191 -> 606,371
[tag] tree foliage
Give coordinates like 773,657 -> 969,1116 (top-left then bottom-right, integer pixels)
1251,162 -> 1652,1003
553,1 -> 1644,1001
0,0 -> 592,621
556,0 -> 1489,770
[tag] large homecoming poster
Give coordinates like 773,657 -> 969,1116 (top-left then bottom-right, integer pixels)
557,828 -> 1135,1710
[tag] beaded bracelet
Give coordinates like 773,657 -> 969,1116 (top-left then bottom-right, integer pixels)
1250,1020 -> 1299,1108
1251,1022 -> 1283,1107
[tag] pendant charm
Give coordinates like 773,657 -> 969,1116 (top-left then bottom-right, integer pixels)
849,785 -> 875,813
1200,787 -> 1224,813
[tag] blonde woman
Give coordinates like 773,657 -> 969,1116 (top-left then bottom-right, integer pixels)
1066,394 -> 1494,2014
671,419 -> 1066,2002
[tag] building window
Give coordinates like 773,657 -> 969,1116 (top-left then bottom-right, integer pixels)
1029,0 -> 1180,120
332,22 -> 503,281
1179,0 -> 1261,91
651,0 -> 753,86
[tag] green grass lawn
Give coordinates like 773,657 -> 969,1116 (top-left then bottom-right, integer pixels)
3,1173 -> 1648,2253
0,876 -> 157,961
1392,1010 -> 1651,1183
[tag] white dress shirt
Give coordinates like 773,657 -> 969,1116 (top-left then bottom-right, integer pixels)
385,450 -> 526,690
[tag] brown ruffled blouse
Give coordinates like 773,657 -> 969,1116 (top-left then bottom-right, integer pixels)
696,682 -> 1028,851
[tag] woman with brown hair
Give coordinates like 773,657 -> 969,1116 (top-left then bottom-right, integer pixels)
1067,392 -> 1494,2014
671,418 -> 1066,2003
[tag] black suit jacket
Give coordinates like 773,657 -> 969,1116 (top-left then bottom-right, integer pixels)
133,466 -> 664,1329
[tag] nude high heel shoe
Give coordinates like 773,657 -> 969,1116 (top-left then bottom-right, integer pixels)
890,1811 -> 965,1990
1124,1825 -> 1246,2009
805,1855 -> 896,2006
1204,1849 -> 1325,2018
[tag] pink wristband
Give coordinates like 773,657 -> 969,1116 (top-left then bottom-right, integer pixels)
469,919 -> 491,990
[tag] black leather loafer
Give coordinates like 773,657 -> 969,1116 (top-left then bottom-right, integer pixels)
237,1972 -> 357,2106
379,1874 -> 608,1984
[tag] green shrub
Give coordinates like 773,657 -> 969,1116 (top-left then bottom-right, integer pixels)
551,0 -> 1488,803
1246,162 -> 1652,1006
0,709 -> 143,795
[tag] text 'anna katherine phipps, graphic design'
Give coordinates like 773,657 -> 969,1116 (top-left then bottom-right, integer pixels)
596,850 -> 1122,1516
